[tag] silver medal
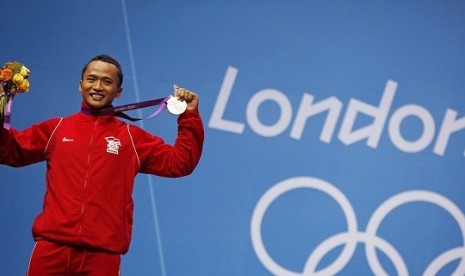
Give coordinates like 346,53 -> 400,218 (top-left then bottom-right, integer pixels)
166,96 -> 187,115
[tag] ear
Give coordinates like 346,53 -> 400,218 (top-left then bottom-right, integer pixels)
78,80 -> 83,92
116,87 -> 123,98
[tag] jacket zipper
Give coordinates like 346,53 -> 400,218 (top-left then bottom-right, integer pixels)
78,118 -> 98,240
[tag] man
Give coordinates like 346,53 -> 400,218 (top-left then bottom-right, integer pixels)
0,54 -> 204,275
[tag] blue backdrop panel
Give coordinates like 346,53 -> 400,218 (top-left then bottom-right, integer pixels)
1,1 -> 465,275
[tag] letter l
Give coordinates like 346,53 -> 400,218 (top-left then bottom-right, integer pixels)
208,66 -> 245,133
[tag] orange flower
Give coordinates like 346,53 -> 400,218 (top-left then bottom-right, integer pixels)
0,68 -> 13,81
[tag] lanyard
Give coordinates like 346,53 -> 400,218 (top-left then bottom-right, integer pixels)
80,96 -> 171,122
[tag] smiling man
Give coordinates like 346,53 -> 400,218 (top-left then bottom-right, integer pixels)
0,54 -> 204,275
79,57 -> 123,109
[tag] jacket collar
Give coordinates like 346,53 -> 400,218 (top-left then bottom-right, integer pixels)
80,101 -> 116,120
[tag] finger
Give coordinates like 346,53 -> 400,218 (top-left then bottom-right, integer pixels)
173,84 -> 186,98
173,84 -> 195,101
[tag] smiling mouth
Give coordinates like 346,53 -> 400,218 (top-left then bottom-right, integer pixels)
90,93 -> 104,100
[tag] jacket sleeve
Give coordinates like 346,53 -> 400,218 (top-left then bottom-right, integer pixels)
0,118 -> 61,167
132,108 -> 204,177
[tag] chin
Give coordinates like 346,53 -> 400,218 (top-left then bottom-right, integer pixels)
86,101 -> 107,110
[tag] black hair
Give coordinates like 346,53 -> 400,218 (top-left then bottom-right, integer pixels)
81,54 -> 124,87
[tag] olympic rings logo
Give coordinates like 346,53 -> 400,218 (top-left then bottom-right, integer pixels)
250,177 -> 465,275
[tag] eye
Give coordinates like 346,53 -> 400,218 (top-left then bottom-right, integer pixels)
103,79 -> 113,85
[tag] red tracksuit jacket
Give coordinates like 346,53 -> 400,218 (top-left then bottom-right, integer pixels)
0,103 -> 204,254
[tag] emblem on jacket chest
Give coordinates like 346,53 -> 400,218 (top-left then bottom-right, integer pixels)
105,137 -> 121,155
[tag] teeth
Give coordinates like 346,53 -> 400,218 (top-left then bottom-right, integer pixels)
91,94 -> 103,100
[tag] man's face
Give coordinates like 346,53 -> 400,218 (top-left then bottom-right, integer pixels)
79,60 -> 122,110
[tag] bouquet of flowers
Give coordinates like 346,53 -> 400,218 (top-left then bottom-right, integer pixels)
0,61 -> 30,120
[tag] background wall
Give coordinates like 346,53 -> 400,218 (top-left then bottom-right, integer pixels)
1,1 -> 465,275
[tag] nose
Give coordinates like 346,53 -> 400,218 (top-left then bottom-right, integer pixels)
93,81 -> 103,91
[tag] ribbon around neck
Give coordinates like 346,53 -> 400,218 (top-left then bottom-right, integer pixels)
81,96 -> 171,121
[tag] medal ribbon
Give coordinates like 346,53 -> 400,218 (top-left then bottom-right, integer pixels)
81,96 -> 171,121
2,92 -> 15,130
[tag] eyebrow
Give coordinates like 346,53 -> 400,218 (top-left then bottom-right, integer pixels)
86,73 -> 115,82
